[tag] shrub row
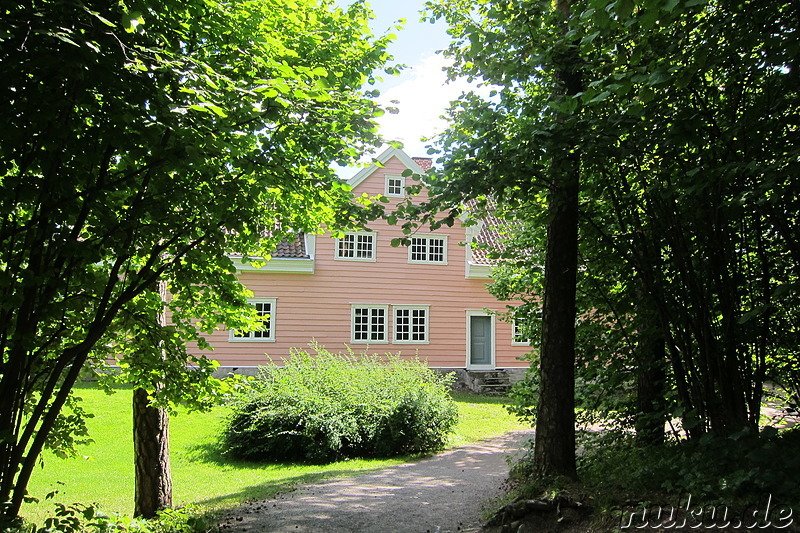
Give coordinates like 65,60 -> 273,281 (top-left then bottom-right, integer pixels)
576,426 -> 800,509
221,346 -> 459,463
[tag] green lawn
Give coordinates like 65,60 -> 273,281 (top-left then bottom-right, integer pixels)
23,384 -> 527,522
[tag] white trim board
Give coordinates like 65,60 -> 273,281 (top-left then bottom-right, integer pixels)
347,146 -> 426,189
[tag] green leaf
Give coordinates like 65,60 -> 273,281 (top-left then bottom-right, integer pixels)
581,31 -> 601,45
0,0 -> 397,505
662,0 -> 680,12
206,104 -> 227,118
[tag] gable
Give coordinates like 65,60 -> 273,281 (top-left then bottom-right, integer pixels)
347,147 -> 429,193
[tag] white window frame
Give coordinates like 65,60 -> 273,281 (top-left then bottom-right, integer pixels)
408,235 -> 448,265
393,305 -> 430,344
229,298 -> 276,342
351,304 -> 389,344
335,231 -> 377,262
512,320 -> 531,346
385,175 -> 405,198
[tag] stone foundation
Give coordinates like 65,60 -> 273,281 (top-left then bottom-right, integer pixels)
442,368 -> 527,394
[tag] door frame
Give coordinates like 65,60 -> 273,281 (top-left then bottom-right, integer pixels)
466,310 -> 496,370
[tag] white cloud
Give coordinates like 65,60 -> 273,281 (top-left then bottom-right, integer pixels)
375,53 -> 477,158
334,53 -> 491,178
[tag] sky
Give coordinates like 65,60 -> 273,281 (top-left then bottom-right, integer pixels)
334,0 -> 474,164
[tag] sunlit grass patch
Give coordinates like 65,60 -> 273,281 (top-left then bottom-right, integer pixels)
23,382 -> 527,524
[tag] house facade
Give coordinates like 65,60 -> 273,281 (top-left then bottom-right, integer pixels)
201,147 -> 531,390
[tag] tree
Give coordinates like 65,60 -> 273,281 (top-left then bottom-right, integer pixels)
0,0 -> 394,522
415,0 -> 799,487
558,0 -> 800,437
425,0 -> 799,447
421,0 -> 588,478
130,282 -> 173,518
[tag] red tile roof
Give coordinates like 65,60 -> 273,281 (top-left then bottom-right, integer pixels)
412,157 -> 433,171
273,234 -> 309,258
470,213 -> 506,265
463,197 -> 518,266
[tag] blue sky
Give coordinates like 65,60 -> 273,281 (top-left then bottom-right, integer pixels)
334,0 -> 473,162
358,0 -> 449,77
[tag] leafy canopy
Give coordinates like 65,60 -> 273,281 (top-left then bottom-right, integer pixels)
0,0 -> 395,520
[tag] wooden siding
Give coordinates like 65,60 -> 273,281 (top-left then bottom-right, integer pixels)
199,154 -> 532,369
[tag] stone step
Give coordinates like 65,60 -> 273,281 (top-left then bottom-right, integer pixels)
479,384 -> 511,394
480,377 -> 509,384
464,370 -> 515,394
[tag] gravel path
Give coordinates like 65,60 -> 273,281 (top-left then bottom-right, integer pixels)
217,430 -> 534,533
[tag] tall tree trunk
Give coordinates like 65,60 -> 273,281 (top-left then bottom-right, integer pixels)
534,165 -> 579,478
133,388 -> 172,518
532,0 -> 582,480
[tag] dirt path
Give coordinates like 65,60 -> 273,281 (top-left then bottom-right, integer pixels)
217,430 -> 534,533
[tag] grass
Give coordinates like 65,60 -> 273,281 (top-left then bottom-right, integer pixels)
22,384 -> 527,523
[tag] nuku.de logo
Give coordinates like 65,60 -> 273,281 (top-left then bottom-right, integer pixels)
620,493 -> 794,530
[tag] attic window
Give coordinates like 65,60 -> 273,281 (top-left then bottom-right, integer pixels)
386,175 -> 405,197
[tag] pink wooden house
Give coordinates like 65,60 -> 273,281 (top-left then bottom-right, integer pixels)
202,147 -> 531,391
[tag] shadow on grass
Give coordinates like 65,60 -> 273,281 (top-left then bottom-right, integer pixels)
451,391 -> 513,406
181,440 -> 424,467
181,442 -> 431,512
181,440 -> 236,466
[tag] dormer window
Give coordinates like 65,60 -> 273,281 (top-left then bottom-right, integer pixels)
385,175 -> 405,197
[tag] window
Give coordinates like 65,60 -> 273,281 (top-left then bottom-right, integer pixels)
336,232 -> 376,261
230,299 -> 276,342
351,305 -> 388,343
512,320 -> 531,346
409,235 -> 447,264
385,175 -> 405,197
394,306 -> 429,343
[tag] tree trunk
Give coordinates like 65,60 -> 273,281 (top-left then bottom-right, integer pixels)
532,0 -> 582,480
133,387 -> 172,518
533,152 -> 579,479
133,280 -> 172,518
635,322 -> 667,445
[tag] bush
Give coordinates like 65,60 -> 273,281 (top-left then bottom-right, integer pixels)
3,504 -> 212,533
221,345 -> 459,463
577,426 -> 800,509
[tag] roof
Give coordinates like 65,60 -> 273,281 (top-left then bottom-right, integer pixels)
267,151 -> 509,267
470,214 -> 506,266
463,197 -> 516,267
229,234 -> 309,261
273,149 -> 431,259
273,234 -> 309,258
412,157 -> 433,171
